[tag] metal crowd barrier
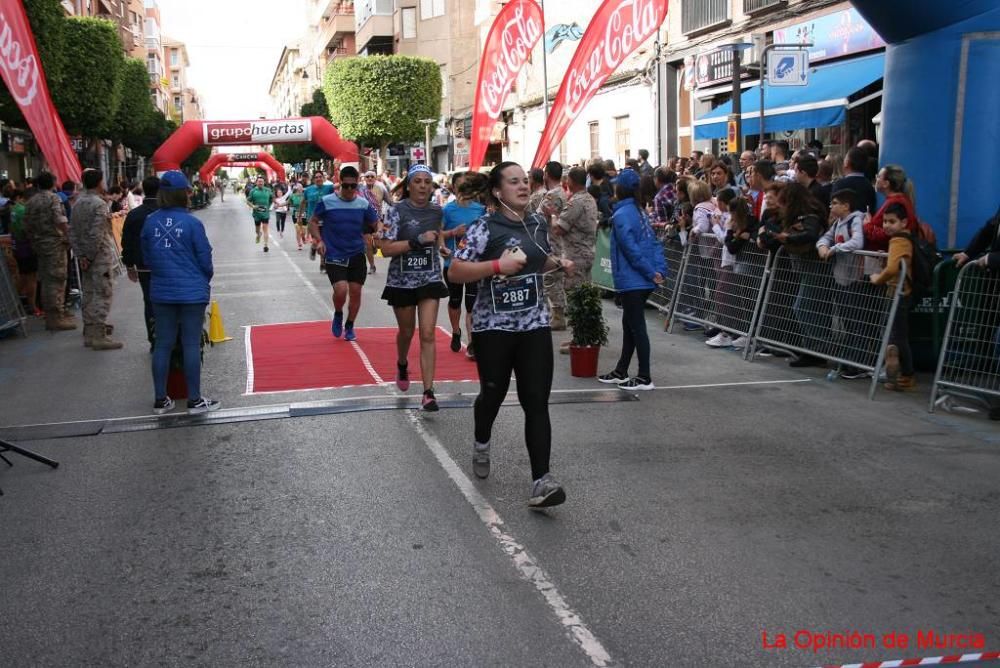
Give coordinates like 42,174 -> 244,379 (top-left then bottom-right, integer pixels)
929,261 -> 1000,413
646,231 -> 686,315
0,252 -> 27,337
748,248 -> 904,399
667,234 -> 772,357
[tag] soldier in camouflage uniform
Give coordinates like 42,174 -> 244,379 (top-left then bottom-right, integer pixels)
69,169 -> 123,350
537,162 -> 569,330
553,166 -> 599,351
23,171 -> 76,331
526,167 -> 546,215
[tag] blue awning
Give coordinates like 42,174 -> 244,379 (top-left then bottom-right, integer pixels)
693,53 -> 885,140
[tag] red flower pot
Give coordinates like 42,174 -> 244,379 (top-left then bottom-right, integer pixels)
569,345 -> 600,378
166,368 -> 188,399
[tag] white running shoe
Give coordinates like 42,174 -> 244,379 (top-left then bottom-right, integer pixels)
731,336 -> 749,349
706,332 -> 734,348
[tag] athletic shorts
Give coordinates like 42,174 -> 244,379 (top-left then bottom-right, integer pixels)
325,253 -> 368,285
381,281 -> 450,307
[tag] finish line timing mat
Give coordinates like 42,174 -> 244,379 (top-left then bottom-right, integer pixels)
245,322 -> 479,394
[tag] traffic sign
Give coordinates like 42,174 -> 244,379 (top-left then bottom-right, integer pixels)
767,50 -> 809,86
410,146 -> 426,161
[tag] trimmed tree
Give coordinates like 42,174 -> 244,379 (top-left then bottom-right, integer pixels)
58,17 -> 124,139
114,59 -> 161,152
324,55 -> 441,170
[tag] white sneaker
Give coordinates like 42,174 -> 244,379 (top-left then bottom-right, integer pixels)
706,332 -> 734,348
731,336 -> 749,349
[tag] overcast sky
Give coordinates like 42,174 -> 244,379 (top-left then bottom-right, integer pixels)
156,0 -> 307,120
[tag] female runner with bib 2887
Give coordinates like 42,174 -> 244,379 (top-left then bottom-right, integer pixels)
378,164 -> 451,411
448,161 -> 575,509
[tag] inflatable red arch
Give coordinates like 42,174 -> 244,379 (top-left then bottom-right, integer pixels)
152,116 -> 360,175
199,152 -> 285,185
220,162 -> 277,182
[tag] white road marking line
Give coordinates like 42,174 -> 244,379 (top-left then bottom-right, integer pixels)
244,326 -> 255,395
403,412 -> 613,667
350,340 -> 385,385
551,378 -> 813,394
276,242 -> 334,315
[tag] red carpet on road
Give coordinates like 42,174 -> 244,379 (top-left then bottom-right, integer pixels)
353,327 -> 478,386
246,322 -> 477,394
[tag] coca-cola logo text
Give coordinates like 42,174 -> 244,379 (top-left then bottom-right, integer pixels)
479,3 -> 542,118
0,11 -> 40,106
564,0 -> 661,120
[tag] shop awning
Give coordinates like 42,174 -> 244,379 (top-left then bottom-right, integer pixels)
693,53 -> 885,140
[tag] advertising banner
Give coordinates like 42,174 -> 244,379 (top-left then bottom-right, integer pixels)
0,1 -> 81,183
774,7 -> 885,63
591,227 -> 614,290
469,0 -> 543,171
203,119 -> 312,145
532,0 -> 669,168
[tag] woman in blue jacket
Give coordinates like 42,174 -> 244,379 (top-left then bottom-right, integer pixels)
599,169 -> 666,391
141,171 -> 218,415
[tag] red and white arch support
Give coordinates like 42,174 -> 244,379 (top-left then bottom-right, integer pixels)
199,152 -> 286,185
151,117 -> 360,175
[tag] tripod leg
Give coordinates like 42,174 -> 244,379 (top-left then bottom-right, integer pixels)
0,440 -> 59,468
0,452 -> 10,467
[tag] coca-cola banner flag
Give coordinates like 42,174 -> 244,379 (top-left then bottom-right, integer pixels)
0,1 -> 81,183
470,0 -> 543,171
532,0 -> 669,168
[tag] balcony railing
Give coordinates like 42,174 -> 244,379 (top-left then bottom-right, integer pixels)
681,0 -> 730,35
743,0 -> 785,15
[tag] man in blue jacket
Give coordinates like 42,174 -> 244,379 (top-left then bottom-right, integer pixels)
141,171 -> 219,415
599,168 -> 666,391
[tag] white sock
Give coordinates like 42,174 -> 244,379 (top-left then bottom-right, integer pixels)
474,441 -> 490,451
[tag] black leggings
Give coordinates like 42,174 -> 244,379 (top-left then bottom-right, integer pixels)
615,289 -> 654,379
275,211 -> 287,233
472,328 -> 553,480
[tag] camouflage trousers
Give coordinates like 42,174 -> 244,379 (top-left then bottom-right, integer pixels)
35,244 -> 68,315
81,254 -> 116,327
545,255 -> 594,310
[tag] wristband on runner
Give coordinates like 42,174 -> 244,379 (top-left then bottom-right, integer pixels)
492,259 -> 501,275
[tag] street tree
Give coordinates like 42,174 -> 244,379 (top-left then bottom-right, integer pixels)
324,55 -> 441,171
113,59 -> 161,154
58,17 -> 124,139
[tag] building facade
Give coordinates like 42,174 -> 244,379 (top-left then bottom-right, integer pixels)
161,36 -> 199,122
268,45 -> 312,119
144,0 -> 169,115
659,0 -> 885,161
62,0 -> 147,58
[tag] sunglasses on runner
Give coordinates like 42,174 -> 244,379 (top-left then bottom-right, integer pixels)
341,182 -> 358,190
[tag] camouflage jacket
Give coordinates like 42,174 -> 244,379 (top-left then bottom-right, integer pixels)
69,191 -> 116,262
23,190 -> 68,248
557,189 -> 599,260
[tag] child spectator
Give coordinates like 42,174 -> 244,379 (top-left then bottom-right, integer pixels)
818,189 -> 869,377
870,202 -> 915,391
708,195 -> 759,349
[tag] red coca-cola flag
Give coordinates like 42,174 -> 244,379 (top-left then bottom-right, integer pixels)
532,0 -> 669,168
469,0 -> 543,171
0,1 -> 81,183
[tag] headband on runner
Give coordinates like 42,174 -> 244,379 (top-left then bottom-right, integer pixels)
408,164 -> 433,178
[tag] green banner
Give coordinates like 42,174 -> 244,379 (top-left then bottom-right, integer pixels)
591,226 -> 615,290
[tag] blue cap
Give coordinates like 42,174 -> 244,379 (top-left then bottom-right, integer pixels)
616,168 -> 640,191
159,170 -> 190,191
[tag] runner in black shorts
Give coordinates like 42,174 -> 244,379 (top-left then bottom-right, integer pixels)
308,166 -> 379,342
442,172 -> 488,359
378,164 -> 450,411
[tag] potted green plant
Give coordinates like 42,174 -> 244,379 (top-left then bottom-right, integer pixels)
565,283 -> 609,378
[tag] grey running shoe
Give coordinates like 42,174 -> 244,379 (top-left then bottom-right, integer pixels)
528,473 -> 566,508
472,444 -> 490,479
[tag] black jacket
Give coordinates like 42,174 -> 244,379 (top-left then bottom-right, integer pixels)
831,174 -> 877,215
121,197 -> 159,269
963,206 -> 1000,271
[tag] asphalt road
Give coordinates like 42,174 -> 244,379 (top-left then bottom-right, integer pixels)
1,195 -> 998,667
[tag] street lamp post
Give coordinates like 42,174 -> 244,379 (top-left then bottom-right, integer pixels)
717,42 -> 753,155
759,43 -> 813,150
419,118 -> 436,167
